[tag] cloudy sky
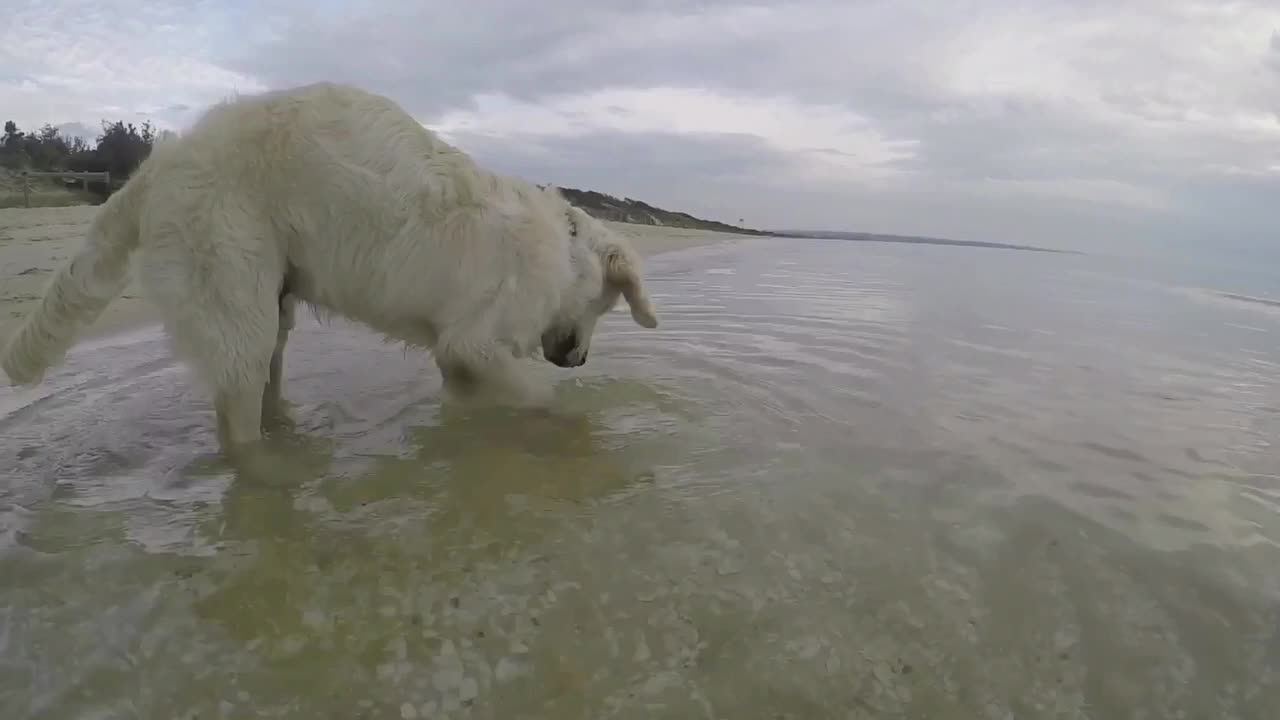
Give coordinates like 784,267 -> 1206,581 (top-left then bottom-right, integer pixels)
3,0 -> 1279,250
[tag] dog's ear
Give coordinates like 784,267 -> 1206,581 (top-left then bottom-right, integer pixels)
601,242 -> 659,329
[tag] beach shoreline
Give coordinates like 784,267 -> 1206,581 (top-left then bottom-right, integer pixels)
0,205 -> 756,345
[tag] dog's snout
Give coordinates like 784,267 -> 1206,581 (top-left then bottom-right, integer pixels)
545,331 -> 587,368
548,353 -> 585,368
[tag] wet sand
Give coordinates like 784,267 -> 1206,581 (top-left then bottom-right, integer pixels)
0,204 -> 755,344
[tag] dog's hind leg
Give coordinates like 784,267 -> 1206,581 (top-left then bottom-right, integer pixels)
141,237 -> 283,452
201,293 -> 279,450
262,290 -> 296,431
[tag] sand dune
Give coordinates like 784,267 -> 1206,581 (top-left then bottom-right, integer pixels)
0,204 -> 754,344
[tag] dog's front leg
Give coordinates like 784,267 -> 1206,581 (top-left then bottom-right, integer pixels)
437,358 -> 480,399
435,337 -> 551,408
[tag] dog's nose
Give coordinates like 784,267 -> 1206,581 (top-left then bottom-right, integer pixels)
547,342 -> 587,368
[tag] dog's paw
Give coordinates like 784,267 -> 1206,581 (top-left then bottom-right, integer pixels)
261,404 -> 297,434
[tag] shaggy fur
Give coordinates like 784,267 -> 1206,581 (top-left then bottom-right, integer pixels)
1,82 -> 659,452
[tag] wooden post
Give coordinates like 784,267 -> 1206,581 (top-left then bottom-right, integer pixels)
21,171 -> 30,208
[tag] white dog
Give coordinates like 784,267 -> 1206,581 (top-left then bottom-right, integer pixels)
1,82 -> 659,452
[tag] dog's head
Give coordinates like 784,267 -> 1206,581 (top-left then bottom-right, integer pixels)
541,204 -> 659,368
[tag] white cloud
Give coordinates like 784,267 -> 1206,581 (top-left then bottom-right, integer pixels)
431,87 -> 919,186
967,178 -> 1174,213
2,0 -> 1279,244
930,1 -> 1280,171
0,0 -> 263,129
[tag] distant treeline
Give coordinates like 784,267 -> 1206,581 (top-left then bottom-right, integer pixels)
1,119 -> 160,195
2,117 -> 765,235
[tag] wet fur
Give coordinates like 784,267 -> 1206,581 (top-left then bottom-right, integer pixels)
1,82 -> 659,453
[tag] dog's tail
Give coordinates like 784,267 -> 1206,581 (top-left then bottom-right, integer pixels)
1,170 -> 149,386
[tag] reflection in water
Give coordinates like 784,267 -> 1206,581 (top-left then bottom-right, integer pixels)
2,238 -> 1279,718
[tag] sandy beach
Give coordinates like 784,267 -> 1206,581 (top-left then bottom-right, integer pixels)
0,204 -> 755,345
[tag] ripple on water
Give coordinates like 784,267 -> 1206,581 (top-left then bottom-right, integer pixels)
1,237 -> 1279,717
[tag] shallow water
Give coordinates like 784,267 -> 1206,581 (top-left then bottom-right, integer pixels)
2,237 -> 1279,718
